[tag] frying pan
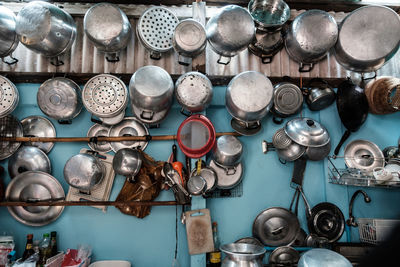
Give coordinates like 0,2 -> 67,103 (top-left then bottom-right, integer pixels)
334,78 -> 369,156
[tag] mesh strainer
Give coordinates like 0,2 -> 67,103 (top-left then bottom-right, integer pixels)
82,74 -> 128,118
0,75 -> 19,118
137,6 -> 179,59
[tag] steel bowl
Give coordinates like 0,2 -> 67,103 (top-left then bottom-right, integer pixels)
248,0 -> 290,31
212,135 -> 243,167
8,146 -> 51,178
112,148 -> 143,177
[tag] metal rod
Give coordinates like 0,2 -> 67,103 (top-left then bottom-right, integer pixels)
0,200 -> 188,207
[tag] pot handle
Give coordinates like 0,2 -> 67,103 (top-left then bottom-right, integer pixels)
299,62 -> 314,73
261,55 -> 273,64
178,54 -> 192,66
140,110 -> 154,120
1,55 -> 18,65
50,56 -> 64,67
180,108 -> 192,117
58,119 -> 72,125
150,51 -> 161,60
217,55 -> 231,65
291,157 -> 307,188
272,116 -> 284,125
90,116 -> 103,125
106,53 -> 120,63
333,130 -> 352,158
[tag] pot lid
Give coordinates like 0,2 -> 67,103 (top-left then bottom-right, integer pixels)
5,171 -> 65,227
187,175 -> 207,196
269,246 -> 300,265
112,148 -> 142,177
87,123 -> 112,153
8,146 -> 51,178
173,19 -> 206,54
0,115 -> 23,160
290,228 -> 307,247
83,74 -> 128,118
37,77 -> 82,121
285,118 -> 330,147
21,116 -> 56,154
252,207 -> 300,246
273,82 -> 303,116
210,160 -> 243,190
108,117 -> 149,152
344,139 -> 385,172
0,75 -> 19,117
249,29 -> 283,55
190,166 -> 218,193
298,248 -> 352,267
0,6 -> 19,58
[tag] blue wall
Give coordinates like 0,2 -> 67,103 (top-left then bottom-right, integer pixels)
1,82 -> 400,266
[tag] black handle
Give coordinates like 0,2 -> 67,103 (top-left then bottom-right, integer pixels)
272,116 -> 284,125
334,130 -> 352,157
261,55 -> 273,64
291,157 -> 307,187
299,63 -> 314,73
58,119 -> 72,125
50,57 -> 64,67
106,54 -> 120,62
172,144 -> 177,162
307,77 -> 330,89
180,108 -> 192,117
2,55 -> 18,65
90,116 -> 103,125
150,52 -> 161,60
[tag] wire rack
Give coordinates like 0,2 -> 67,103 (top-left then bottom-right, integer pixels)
206,182 -> 243,199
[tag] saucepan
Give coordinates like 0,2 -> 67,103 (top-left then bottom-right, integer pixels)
303,78 -> 336,111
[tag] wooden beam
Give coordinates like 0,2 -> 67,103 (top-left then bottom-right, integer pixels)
0,200 -> 188,206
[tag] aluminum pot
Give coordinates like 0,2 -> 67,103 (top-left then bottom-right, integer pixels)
248,29 -> 284,64
206,5 -> 255,65
284,10 -> 338,72
248,0 -> 290,32
271,82 -> 303,123
16,1 -> 77,59
212,135 -> 243,167
0,5 -> 19,65
304,78 -> 336,111
221,243 -> 266,267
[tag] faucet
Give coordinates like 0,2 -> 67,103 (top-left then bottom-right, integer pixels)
346,190 -> 371,227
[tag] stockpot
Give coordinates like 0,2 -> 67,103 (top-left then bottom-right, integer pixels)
212,135 -> 243,167
0,6 -> 19,65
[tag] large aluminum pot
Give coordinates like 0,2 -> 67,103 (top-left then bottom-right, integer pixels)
285,10 -> 338,72
334,5 -> 400,73
221,243 -> 266,267
212,135 -> 243,167
0,6 -> 19,64
206,5 -> 255,65
15,1 -> 76,58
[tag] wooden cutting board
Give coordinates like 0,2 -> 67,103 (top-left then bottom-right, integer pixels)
184,208 -> 214,255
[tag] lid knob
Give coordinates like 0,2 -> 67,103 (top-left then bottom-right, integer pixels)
306,120 -> 314,126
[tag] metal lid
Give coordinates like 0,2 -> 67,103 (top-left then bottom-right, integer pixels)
190,166 -> 218,193
272,128 -> 292,149
235,237 -> 263,247
344,139 -> 385,172
21,116 -> 56,153
173,19 -> 206,54
0,6 -> 19,58
83,74 -> 128,118
310,202 -> 345,243
108,117 -> 149,152
8,146 -> 51,178
273,82 -> 303,116
37,77 -> 82,121
187,175 -> 207,196
87,123 -> 111,153
269,246 -> 300,265
220,243 -> 266,257
210,159 -> 243,189
137,6 -> 178,53
0,115 -> 23,160
5,171 -> 65,227
0,75 -> 19,117
112,148 -> 142,177
284,118 -> 330,147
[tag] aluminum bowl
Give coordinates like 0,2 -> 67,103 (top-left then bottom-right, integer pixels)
112,148 -> 143,177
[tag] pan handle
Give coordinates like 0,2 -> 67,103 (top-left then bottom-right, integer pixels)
299,63 -> 314,73
333,130 -> 352,157
298,186 -> 312,218
291,157 -> 307,187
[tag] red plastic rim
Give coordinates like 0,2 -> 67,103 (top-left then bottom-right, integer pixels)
177,114 -> 216,159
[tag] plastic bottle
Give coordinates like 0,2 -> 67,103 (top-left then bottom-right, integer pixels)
38,233 -> 51,266
22,234 -> 34,261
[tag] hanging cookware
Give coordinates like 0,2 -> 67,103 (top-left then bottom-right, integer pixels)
0,5 -> 19,65
212,135 -> 243,167
269,246 -> 300,266
175,72 -> 213,115
303,78 -> 336,111
172,19 -> 207,66
112,148 -> 142,183
187,174 -> 207,196
248,0 -> 290,32
344,139 -> 385,173
209,159 -> 243,189
108,117 -> 149,152
137,6 -> 179,60
284,10 -> 338,72
206,5 -> 255,65
190,166 -> 218,194
8,146 -> 51,178
0,115 -> 23,161
235,237 -> 263,247
129,65 -> 174,126
21,116 -> 56,154
305,141 -> 331,161
365,76 -> 400,114
248,29 -> 284,64
276,142 -> 306,162
290,228 -> 307,247
15,1 -> 76,65
272,128 -> 292,149
5,171 -> 65,227
220,243 -> 266,267
87,123 -> 111,153
37,77 -> 82,124
0,75 -> 19,118
334,5 -> 400,73
334,78 -> 369,157
285,118 -> 330,148
83,2 -> 131,62
271,82 -> 303,124
226,71 -> 274,135
298,248 -> 352,267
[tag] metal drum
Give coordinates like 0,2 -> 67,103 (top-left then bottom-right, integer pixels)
0,75 -> 19,118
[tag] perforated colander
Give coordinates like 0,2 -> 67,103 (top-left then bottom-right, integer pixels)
0,75 -> 19,118
82,74 -> 128,118
137,7 -> 179,53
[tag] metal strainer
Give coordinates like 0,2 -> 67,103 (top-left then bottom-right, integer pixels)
0,75 -> 19,118
137,6 -> 179,59
0,115 -> 23,160
272,128 -> 292,149
82,74 -> 128,119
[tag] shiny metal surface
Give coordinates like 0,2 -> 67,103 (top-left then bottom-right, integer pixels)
8,146 -> 51,178
5,171 -> 65,227
187,174 -> 207,196
248,29 -> 283,63
306,82 -> 336,111
305,141 -> 331,161
226,71 -> 274,122
0,5 -> 19,58
190,166 -> 217,193
285,118 -> 330,147
230,119 -> 262,136
235,237 -> 263,247
21,116 -> 56,153
87,123 -> 111,153
0,75 -> 19,117
298,248 -> 352,267
248,0 -> 290,31
0,115 -> 23,160
269,246 -> 300,265
272,128 -> 292,150
112,148 -> 142,177
210,160 -> 243,190
84,2 -> 131,53
37,77 -> 82,122
64,153 -> 105,191
108,117 -> 149,152
334,6 -> 400,73
15,1 -> 76,58
99,109 -> 125,126
344,139 -> 385,172
131,104 -> 170,126
175,72 -> 213,113
212,135 -> 243,167
221,243 -> 266,267
276,142 -> 306,162
273,82 -> 303,117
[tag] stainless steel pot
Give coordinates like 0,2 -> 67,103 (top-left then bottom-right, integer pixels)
8,146 -> 51,178
84,2 -> 131,62
284,10 -> 338,72
206,5 -> 255,65
212,135 -> 243,167
172,19 -> 207,66
221,243 -> 266,267
248,0 -> 290,32
16,1 -> 76,63
304,78 -> 336,111
276,142 -> 306,162
112,148 -> 142,182
334,5 -> 400,73
0,6 -> 19,65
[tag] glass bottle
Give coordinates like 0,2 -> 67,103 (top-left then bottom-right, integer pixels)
50,232 -> 57,257
22,234 -> 34,261
38,233 -> 51,266
209,222 -> 221,267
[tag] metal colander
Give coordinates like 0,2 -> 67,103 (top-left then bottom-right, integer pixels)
272,128 -> 292,149
82,74 -> 128,118
0,115 -> 23,160
0,75 -> 19,118
137,6 -> 179,53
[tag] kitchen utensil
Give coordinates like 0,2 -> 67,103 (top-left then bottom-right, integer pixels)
187,174 -> 207,196
220,243 -> 266,267
235,237 -> 263,247
334,5 -> 400,73
290,228 -> 307,247
382,146 -> 400,162
0,75 -> 19,118
305,141 -> 331,161
0,115 -> 23,160
373,167 -> 393,184
21,115 -> 56,154
272,128 -> 292,150
212,135 -> 243,167
344,139 -> 385,173
384,164 -> 400,180
365,76 -> 400,114
137,6 -> 179,60
206,5 -> 255,65
276,142 -> 306,162
163,162 -> 190,204
284,10 -> 338,72
0,6 -> 19,65
5,171 -> 65,227
175,72 -> 213,115
112,148 -> 142,181
269,246 -> 300,266
248,0 -> 290,32
298,248 -> 352,267
177,114 -> 216,159
87,123 -> 112,153
64,152 -> 106,192
252,207 -> 300,246
172,19 -> 207,66
334,78 -> 369,156
84,2 -> 131,62
37,77 -> 82,124
183,209 -> 214,255
190,166 -> 217,194
347,190 -> 371,227
209,159 -> 243,189
304,78 -> 336,111
285,118 -> 330,147
8,146 -> 51,178
108,117 -> 149,152
271,82 -> 303,122
248,29 -> 284,64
